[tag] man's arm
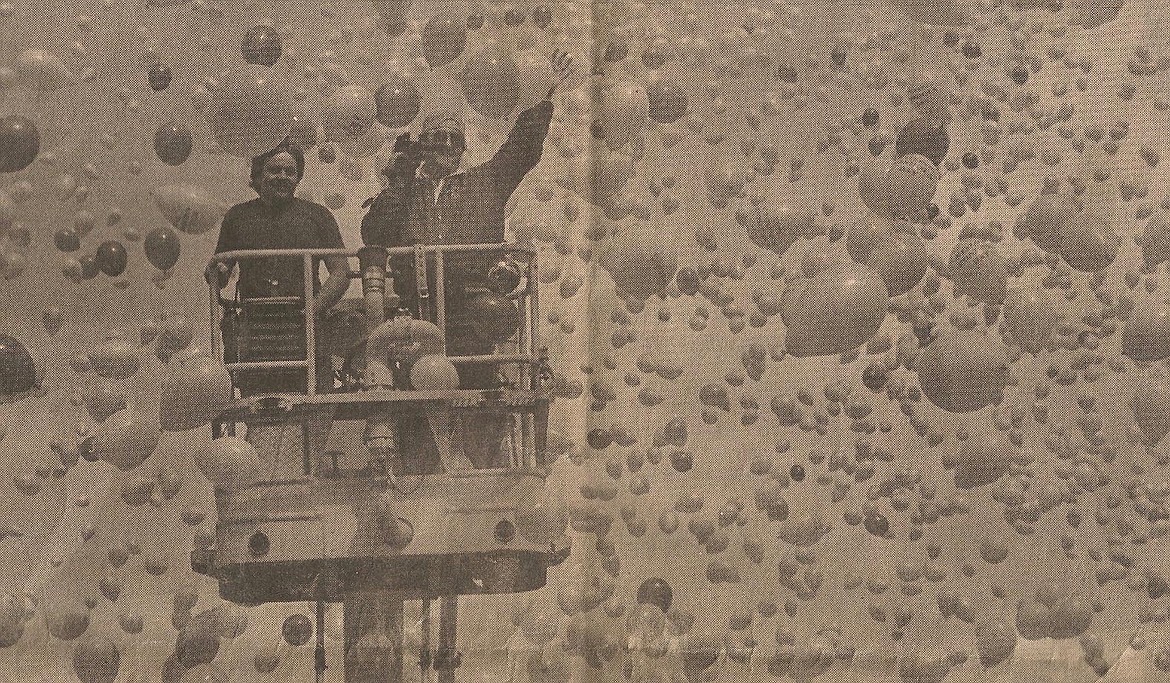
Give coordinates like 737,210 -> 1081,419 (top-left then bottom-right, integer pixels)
314,255 -> 351,318
481,99 -> 555,190
361,136 -> 421,246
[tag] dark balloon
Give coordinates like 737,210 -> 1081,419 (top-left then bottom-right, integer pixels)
895,117 -> 949,166
789,463 -> 805,482
0,115 -> 40,173
862,108 -> 879,128
676,267 -> 700,295
147,64 -> 172,91
154,122 -> 193,166
55,228 -> 81,253
637,578 -> 673,612
466,292 -> 521,343
604,39 -> 629,63
375,76 -> 421,129
0,335 -> 36,396
95,241 -> 128,277
144,227 -> 181,270
282,614 -> 312,646
467,13 -> 484,29
587,428 -> 612,450
421,15 -> 467,68
242,25 -> 282,67
861,362 -> 888,392
864,510 -> 890,537
532,5 -> 553,28
503,8 -> 525,26
647,79 -> 688,124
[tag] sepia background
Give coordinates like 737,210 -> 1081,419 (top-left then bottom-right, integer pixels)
2,0 -> 1170,681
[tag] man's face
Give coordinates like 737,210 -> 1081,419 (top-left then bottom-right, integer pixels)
257,152 -> 300,202
419,129 -> 465,178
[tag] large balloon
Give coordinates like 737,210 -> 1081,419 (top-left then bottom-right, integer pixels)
88,408 -> 161,471
917,329 -> 1008,413
461,46 -> 521,120
155,122 -> 193,166
954,426 -> 1016,489
1121,295 -> 1170,363
0,335 -> 37,398
636,578 -> 673,612
421,14 -> 467,68
193,437 -> 265,493
895,117 -> 949,166
159,355 -> 233,432
885,152 -> 939,220
323,85 -> 378,143
745,202 -> 811,257
1021,193 -> 1076,253
45,600 -> 89,640
1059,199 -> 1118,272
0,116 -> 40,172
1001,286 -> 1060,353
975,618 -> 1017,668
465,292 -> 522,343
1143,205 -> 1170,269
374,74 -> 421,128
780,258 -> 889,357
72,635 -> 120,683
601,226 -> 678,301
152,184 -> 229,235
409,354 -> 460,390
207,64 -> 292,158
145,227 -> 181,271
1131,367 -> 1170,445
95,241 -> 128,277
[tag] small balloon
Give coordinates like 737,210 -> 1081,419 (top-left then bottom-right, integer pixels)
144,227 -> 181,270
154,122 -> 193,166
0,335 -> 38,398
95,241 -> 128,277
147,64 -> 172,91
0,116 -> 40,173
241,25 -> 282,66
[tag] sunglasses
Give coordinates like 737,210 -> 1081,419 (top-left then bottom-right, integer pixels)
420,129 -> 465,151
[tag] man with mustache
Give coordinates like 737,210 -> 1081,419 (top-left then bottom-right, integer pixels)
209,141 -> 351,395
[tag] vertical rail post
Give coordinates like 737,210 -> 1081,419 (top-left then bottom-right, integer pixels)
434,250 -> 446,344
304,254 -> 316,396
435,596 -> 459,683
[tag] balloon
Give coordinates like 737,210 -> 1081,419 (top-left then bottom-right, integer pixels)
895,117 -> 949,166
282,614 -> 313,646
45,600 -> 89,640
601,226 -> 678,301
159,355 -> 233,432
1060,200 -> 1118,272
154,122 -> 193,166
647,78 -> 688,123
954,426 -> 1016,489
858,156 -> 895,218
906,71 -> 953,123
1122,296 -> 1170,362
461,46 -> 520,119
88,408 -> 161,471
1048,595 -> 1092,639
1070,0 -> 1124,29
193,437 -> 265,493
780,258 -> 889,357
323,85 -> 378,143
374,74 -> 421,128
152,184 -> 228,235
207,65 -> 292,158
885,153 -> 939,221
95,241 -> 128,277
465,292 -> 521,343
949,239 -> 1010,306
335,121 -> 386,159
0,115 -> 40,172
241,25 -> 282,66
1021,194 -> 1075,253
746,202 -> 811,256
975,618 -> 1017,668
0,335 -> 37,397
176,619 -> 220,668
409,354 -> 460,390
637,578 -> 673,612
515,49 -> 557,111
370,0 -> 410,34
1131,367 -> 1170,445
72,635 -> 120,683
421,14 -> 468,68
90,335 -> 140,379
16,49 -> 73,91
859,226 -> 928,297
145,227 -> 181,270
917,329 -> 1008,413
598,79 -> 649,151
561,141 -> 634,204
1002,286 -> 1060,353
1143,206 -> 1170,269
147,64 -> 172,91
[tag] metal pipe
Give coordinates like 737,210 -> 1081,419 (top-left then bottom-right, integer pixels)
434,251 -> 445,349
304,255 -> 316,396
436,596 -> 459,683
420,599 -> 432,678
358,246 -> 389,334
225,360 -> 309,371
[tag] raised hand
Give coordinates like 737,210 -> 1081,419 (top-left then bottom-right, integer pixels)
546,49 -> 576,99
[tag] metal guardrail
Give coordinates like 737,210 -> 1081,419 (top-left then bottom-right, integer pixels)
208,244 -> 541,398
